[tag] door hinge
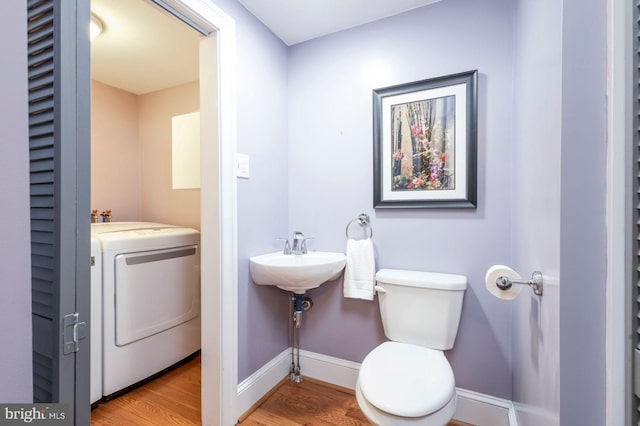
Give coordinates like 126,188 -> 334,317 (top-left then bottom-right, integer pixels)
63,313 -> 87,355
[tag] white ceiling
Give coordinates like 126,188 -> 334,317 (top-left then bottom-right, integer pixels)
237,0 -> 442,46
90,0 -> 441,94
91,0 -> 202,95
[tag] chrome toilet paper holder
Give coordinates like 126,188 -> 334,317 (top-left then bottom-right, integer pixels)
495,271 -> 543,296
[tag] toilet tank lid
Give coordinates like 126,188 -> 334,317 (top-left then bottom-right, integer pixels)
375,269 -> 467,290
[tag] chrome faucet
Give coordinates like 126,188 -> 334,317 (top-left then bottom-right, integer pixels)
291,231 -> 305,255
280,231 -> 312,255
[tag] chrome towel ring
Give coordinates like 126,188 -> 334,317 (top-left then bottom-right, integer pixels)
345,213 -> 373,239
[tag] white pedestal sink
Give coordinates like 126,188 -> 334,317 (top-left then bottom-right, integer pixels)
249,251 -> 346,294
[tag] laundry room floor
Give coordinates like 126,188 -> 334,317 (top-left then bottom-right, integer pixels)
90,354 -> 201,425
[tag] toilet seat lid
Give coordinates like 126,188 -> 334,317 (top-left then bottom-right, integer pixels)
359,342 -> 455,418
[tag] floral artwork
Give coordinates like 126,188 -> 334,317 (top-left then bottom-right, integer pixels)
390,96 -> 455,192
373,71 -> 477,208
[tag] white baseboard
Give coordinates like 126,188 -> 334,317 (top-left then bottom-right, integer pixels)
237,349 -> 518,426
236,349 -> 291,417
297,349 -> 361,389
455,388 -> 516,426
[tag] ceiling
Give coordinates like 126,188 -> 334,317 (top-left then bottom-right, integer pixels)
91,0 -> 202,95
90,0 -> 441,94
237,0 -> 442,46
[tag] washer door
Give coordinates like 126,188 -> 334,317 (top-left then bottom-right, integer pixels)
114,245 -> 200,346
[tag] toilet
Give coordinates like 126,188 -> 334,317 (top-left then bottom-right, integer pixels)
355,269 -> 466,426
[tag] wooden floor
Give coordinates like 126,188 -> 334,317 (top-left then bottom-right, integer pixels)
239,379 -> 371,426
91,355 -> 201,425
239,379 -> 471,426
91,355 -> 470,426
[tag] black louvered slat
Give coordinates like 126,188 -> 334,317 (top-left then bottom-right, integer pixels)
32,352 -> 52,402
29,98 -> 54,115
31,231 -> 54,246
27,24 -> 53,45
30,147 -> 54,162
30,196 -> 54,210
27,30 -> 53,46
31,242 -> 53,256
31,219 -> 55,232
29,85 -> 54,103
28,0 -> 53,17
31,183 -> 53,196
32,252 -> 54,269
30,158 -> 54,173
30,110 -> 54,126
32,265 -> 54,282
27,47 -> 53,68
29,67 -> 54,86
29,129 -> 55,142
30,171 -> 54,185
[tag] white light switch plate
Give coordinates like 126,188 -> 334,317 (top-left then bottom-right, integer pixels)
236,153 -> 250,179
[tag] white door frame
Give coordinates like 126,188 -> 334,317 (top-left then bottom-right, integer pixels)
605,0 -> 631,424
161,1 -> 238,425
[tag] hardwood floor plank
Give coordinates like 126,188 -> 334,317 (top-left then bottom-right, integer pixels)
240,408 -> 309,426
134,386 -> 201,424
92,396 -> 159,426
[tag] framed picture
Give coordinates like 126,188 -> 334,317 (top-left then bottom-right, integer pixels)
373,70 -> 478,209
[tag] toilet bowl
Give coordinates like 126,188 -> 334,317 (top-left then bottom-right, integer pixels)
356,342 -> 456,426
355,269 -> 466,426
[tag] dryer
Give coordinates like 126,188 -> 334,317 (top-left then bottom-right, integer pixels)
91,222 -> 201,400
92,222 -> 167,403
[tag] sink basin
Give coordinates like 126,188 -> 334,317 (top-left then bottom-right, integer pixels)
249,251 -> 347,294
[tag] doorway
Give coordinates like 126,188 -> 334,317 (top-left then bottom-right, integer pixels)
88,0 -> 238,424
90,0 -> 203,416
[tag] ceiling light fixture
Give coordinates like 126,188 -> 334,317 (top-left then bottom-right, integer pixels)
90,13 -> 104,41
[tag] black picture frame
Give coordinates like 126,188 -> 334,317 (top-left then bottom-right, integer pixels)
373,70 -> 478,209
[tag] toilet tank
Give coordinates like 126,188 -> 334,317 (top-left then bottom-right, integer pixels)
375,269 -> 466,350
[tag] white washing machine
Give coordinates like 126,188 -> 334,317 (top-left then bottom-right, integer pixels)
91,222 -> 201,402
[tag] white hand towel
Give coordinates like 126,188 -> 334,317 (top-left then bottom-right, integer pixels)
343,238 -> 376,300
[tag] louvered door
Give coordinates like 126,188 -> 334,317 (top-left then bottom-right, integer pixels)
633,1 -> 640,424
27,0 -> 91,423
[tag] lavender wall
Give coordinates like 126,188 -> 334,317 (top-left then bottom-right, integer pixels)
0,1 -> 33,402
210,0 -> 291,382
287,0 -> 515,399
560,0 -> 607,424
218,0 -> 610,412
511,0 -> 561,424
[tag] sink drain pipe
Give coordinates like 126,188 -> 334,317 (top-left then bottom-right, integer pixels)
289,293 -> 312,383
